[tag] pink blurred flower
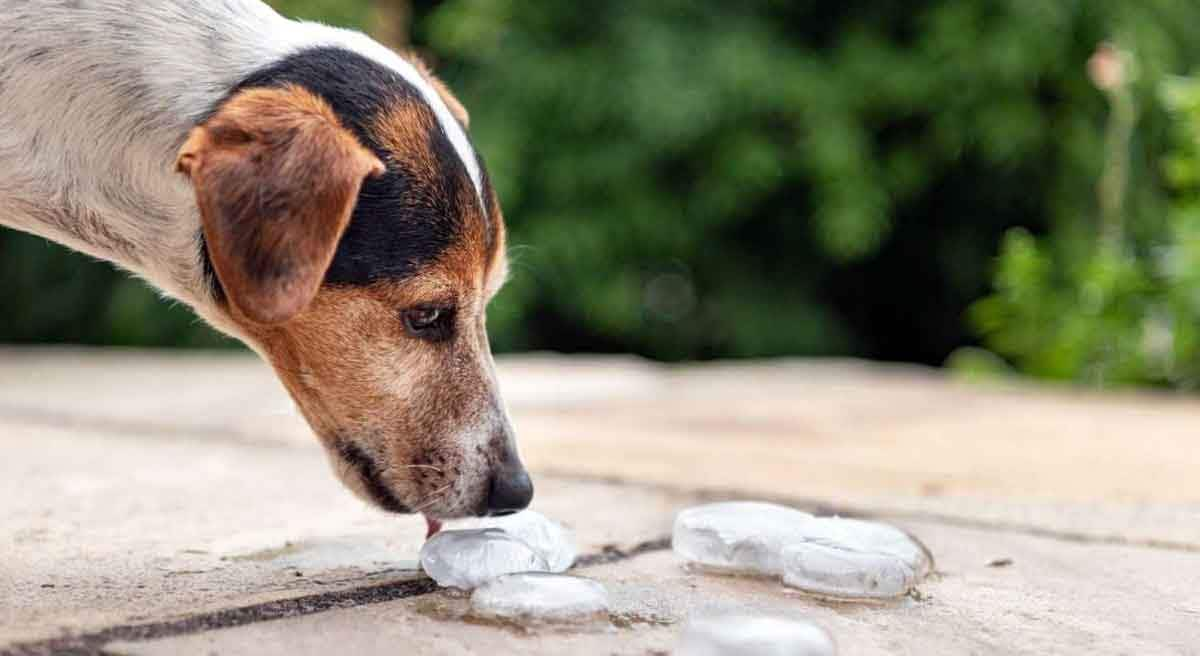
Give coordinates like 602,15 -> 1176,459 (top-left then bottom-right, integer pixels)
1088,43 -> 1125,91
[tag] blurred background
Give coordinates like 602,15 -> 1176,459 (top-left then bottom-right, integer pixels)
4,1 -> 1200,388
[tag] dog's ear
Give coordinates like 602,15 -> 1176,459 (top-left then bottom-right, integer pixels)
176,85 -> 385,325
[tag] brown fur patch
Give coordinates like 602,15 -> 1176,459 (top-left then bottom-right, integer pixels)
483,187 -> 508,295
372,98 -> 440,181
176,84 -> 385,325
242,252 -> 503,515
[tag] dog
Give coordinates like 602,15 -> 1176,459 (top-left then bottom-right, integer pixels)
0,0 -> 532,527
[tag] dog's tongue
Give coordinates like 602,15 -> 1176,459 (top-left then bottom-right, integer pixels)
424,515 -> 443,539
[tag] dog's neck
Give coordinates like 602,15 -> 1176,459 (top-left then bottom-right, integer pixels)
0,0 -> 462,336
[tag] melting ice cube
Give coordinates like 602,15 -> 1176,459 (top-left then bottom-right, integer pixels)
780,517 -> 932,600
454,510 -> 577,572
780,541 -> 915,600
672,502 -> 932,600
470,572 -> 609,624
676,614 -> 836,656
672,502 -> 816,575
420,528 -> 550,590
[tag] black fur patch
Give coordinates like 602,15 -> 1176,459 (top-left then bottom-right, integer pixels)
199,46 -> 475,295
198,233 -> 224,305
334,438 -> 411,514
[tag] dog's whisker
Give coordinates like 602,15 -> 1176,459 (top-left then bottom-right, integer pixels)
381,463 -> 445,477
402,464 -> 444,473
412,484 -> 453,512
415,483 -> 452,504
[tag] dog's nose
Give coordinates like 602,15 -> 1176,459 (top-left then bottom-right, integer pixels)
486,459 -> 533,516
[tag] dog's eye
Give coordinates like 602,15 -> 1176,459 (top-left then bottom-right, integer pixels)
402,306 -> 454,341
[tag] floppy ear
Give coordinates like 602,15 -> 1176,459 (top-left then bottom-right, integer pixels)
176,85 -> 385,325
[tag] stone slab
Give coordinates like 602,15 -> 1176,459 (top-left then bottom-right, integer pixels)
4,349 -> 1200,654
110,520 -> 1200,656
0,419 -> 689,646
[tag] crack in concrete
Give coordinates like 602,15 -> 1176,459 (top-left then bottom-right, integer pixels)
538,469 -> 1200,554
1,578 -> 438,656
574,537 -> 672,568
1,538 -> 674,656
862,509 -> 1200,553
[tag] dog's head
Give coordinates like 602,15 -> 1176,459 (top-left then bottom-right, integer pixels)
175,48 -> 530,519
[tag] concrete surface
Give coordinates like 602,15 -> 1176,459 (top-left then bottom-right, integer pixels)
2,348 -> 1199,655
109,527 -> 1200,656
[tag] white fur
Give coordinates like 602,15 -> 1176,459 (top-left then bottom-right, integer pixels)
0,0 -> 481,336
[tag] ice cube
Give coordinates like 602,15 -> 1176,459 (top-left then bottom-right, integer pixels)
672,501 -> 816,575
676,614 -> 836,656
453,510 -> 577,572
673,503 -> 932,601
469,572 -> 609,624
780,517 -> 931,600
419,528 -> 550,590
780,543 -> 914,600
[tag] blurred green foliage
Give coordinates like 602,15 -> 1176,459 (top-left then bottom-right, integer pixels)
962,71 -> 1200,388
4,1 -> 1200,381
